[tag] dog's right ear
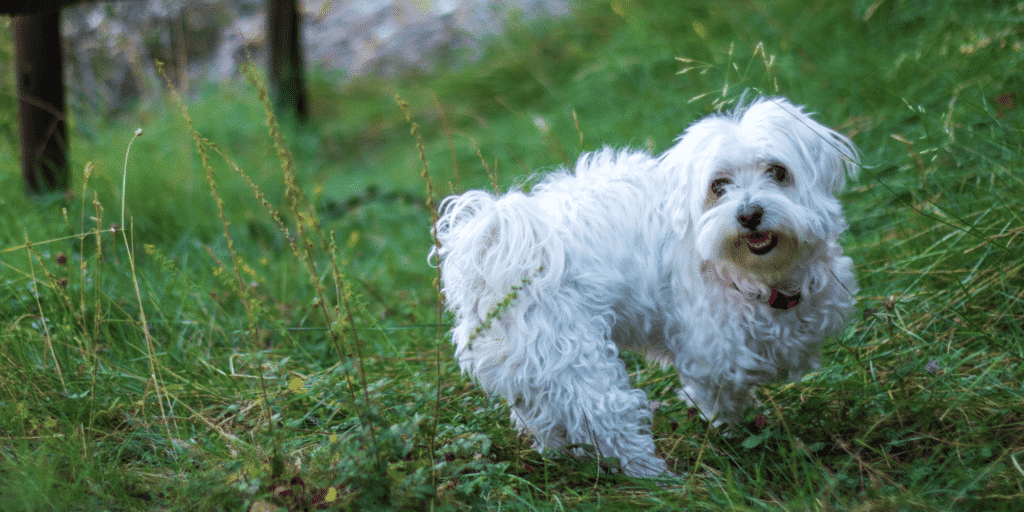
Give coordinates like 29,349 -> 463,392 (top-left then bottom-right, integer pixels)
660,116 -> 736,236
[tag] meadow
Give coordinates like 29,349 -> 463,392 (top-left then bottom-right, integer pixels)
0,0 -> 1022,509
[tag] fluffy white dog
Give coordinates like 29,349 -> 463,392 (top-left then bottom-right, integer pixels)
430,97 -> 859,477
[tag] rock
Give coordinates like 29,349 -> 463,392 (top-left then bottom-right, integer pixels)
60,0 -> 571,114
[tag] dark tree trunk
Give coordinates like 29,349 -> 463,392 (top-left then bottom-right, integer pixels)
266,0 -> 307,121
14,11 -> 70,195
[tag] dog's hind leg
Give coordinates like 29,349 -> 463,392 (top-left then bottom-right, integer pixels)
505,319 -> 672,478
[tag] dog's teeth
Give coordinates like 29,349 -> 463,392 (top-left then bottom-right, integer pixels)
744,232 -> 776,253
746,235 -> 768,247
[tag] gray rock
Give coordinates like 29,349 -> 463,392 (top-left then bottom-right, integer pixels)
60,0 -> 571,113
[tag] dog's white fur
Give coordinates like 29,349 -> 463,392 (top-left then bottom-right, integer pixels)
430,97 -> 859,477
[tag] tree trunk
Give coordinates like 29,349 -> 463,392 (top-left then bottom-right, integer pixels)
14,10 -> 69,195
266,0 -> 307,122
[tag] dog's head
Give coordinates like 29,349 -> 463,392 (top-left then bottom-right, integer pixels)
661,98 -> 858,287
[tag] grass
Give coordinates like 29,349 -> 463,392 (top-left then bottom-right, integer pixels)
0,0 -> 1022,509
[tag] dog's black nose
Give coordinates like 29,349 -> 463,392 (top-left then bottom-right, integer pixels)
736,204 -> 763,229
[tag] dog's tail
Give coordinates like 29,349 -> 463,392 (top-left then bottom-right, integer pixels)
430,189 -> 564,324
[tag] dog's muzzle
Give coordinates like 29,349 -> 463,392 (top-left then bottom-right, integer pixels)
736,204 -> 778,255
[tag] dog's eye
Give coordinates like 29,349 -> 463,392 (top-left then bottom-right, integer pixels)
710,178 -> 731,198
766,164 -> 788,183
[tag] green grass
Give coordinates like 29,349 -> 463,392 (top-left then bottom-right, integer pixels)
1,0 -> 1022,509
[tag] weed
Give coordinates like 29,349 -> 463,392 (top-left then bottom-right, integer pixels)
0,0 -> 1022,510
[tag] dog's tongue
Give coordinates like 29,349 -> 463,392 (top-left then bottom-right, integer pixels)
746,232 -> 771,244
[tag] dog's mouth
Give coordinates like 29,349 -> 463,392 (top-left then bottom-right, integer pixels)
742,231 -> 778,255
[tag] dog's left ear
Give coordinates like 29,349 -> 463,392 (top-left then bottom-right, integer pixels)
748,98 -> 860,195
803,115 -> 859,195
765,98 -> 859,195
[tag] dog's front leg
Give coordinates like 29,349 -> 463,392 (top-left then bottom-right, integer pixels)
677,375 -> 757,430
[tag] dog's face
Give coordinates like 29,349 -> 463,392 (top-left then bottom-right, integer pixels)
701,157 -> 803,282
662,99 -> 858,286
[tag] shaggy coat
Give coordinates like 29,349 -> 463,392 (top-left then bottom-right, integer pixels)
431,98 -> 859,477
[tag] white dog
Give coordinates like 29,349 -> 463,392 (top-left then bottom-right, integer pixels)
430,97 -> 859,477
